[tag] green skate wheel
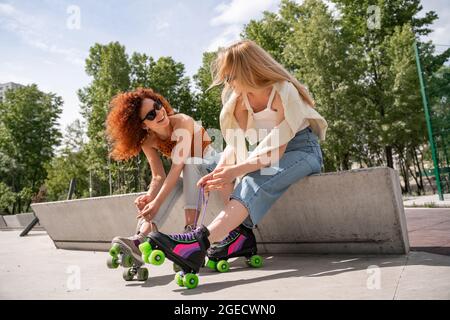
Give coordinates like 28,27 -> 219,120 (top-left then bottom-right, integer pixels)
109,244 -> 120,257
174,272 -> 184,287
149,250 -> 165,266
248,255 -> 263,268
216,260 -> 230,273
121,254 -> 133,268
206,259 -> 217,270
173,263 -> 182,273
138,241 -> 152,256
106,256 -> 119,269
183,273 -> 199,289
122,268 -> 134,281
137,268 -> 149,281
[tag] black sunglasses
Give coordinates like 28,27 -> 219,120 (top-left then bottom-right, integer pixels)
141,100 -> 163,122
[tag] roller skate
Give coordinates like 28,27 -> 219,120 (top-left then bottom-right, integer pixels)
139,225 -> 210,289
205,224 -> 263,273
106,221 -> 157,282
172,224 -> 197,273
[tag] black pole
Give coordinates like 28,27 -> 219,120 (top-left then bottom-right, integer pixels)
67,178 -> 76,200
19,216 -> 39,237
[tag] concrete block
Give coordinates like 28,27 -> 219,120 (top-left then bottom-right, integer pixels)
0,213 -> 43,230
32,166 -> 409,254
32,181 -> 223,250
3,215 -> 21,228
255,167 -> 409,254
16,213 -> 37,226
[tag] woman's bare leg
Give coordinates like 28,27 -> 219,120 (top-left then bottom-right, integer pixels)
139,220 -> 158,235
139,183 -> 239,239
206,199 -> 249,243
185,208 -> 198,226
215,182 -> 234,206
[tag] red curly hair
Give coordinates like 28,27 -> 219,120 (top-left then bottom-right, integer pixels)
106,88 -> 175,161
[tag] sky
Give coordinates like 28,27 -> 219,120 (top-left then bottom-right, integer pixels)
0,0 -> 449,132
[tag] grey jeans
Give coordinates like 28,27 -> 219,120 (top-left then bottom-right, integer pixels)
182,145 -> 222,210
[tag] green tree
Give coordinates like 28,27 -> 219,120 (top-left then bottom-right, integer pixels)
0,182 -> 16,214
193,51 -> 222,130
0,85 -> 62,213
45,119 -> 90,201
78,42 -> 131,196
330,0 -> 441,169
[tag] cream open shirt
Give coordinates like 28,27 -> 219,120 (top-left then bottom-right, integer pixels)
219,80 -> 328,171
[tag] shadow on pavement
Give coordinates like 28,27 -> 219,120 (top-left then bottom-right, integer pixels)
123,251 -> 449,295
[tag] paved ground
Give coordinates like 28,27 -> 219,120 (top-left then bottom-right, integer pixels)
403,193 -> 450,208
1,208 -> 450,300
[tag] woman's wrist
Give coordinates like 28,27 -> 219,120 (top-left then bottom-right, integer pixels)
234,160 -> 266,177
151,194 -> 163,207
231,163 -> 248,177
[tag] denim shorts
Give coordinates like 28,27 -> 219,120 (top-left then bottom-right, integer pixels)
183,126 -> 323,228
230,126 -> 323,228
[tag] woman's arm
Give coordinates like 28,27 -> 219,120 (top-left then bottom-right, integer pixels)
138,116 -> 194,219
234,143 -> 287,176
141,137 -> 166,200
196,144 -> 235,188
153,116 -> 194,203
233,95 -> 248,133
205,143 -> 287,189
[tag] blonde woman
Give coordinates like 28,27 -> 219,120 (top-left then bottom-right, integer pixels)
140,40 -> 328,288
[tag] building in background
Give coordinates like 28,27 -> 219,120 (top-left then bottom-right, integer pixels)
0,82 -> 24,103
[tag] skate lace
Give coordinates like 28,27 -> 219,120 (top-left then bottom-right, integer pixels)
169,187 -> 208,243
170,231 -> 196,242
218,230 -> 240,245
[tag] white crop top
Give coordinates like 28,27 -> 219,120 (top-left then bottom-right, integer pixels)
243,86 -> 310,143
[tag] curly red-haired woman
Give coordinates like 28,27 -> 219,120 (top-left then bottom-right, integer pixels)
105,88 -> 222,267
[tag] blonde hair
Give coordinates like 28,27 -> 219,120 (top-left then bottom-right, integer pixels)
209,39 -> 315,107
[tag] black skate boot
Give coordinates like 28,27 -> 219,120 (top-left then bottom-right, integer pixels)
139,225 -> 210,289
206,224 -> 262,273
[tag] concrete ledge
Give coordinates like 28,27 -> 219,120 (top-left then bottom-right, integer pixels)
31,167 -> 409,254
31,185 -> 186,250
1,213 -> 43,230
255,167 -> 409,254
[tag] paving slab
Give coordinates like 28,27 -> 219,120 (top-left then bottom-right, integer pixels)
405,208 -> 450,255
